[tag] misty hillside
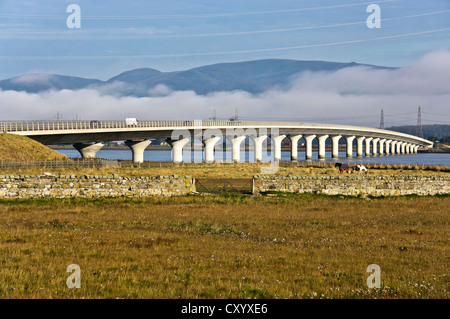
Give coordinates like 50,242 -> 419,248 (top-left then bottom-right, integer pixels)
387,125 -> 450,140
0,59 -> 391,96
0,74 -> 102,94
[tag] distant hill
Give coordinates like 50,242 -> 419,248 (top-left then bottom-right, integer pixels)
0,59 -> 392,96
387,125 -> 450,140
0,133 -> 67,161
0,74 -> 102,94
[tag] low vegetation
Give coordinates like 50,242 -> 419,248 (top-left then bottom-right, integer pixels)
0,133 -> 67,162
1,162 -> 449,178
0,194 -> 448,298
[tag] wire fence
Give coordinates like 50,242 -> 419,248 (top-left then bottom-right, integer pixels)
0,158 -> 119,170
0,158 -> 448,172
195,178 -> 253,194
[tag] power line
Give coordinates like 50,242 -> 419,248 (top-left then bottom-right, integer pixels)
3,9 -> 449,40
422,111 -> 450,117
0,1 -> 396,20
2,27 -> 448,60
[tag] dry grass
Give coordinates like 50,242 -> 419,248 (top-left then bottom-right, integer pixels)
0,134 -> 67,162
1,162 -> 449,178
0,194 -> 448,299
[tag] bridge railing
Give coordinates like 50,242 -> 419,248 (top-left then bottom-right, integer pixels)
0,119 -> 432,146
0,119 -> 290,133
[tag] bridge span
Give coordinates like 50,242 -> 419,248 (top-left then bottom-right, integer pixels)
1,120 -> 433,163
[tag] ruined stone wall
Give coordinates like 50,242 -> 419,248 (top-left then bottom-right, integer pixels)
0,174 -> 195,198
253,175 -> 450,196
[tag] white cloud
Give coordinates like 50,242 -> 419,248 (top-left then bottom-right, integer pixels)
10,73 -> 54,84
148,84 -> 172,96
0,50 -> 449,127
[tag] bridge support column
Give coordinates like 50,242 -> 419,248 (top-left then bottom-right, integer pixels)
400,142 -> 406,154
396,142 -> 401,154
379,139 -> 386,156
318,135 -> 329,159
346,136 -> 355,158
372,138 -> 380,156
251,135 -> 268,162
203,137 -> 221,163
331,135 -> 342,158
385,140 -> 392,155
414,145 -> 419,153
272,135 -> 286,161
73,142 -> 104,159
396,141 -> 402,154
167,138 -> 190,163
356,137 -> 365,157
391,141 -> 397,154
365,137 -> 373,156
304,135 -> 316,160
125,140 -> 151,163
288,134 -> 302,161
228,136 -> 246,163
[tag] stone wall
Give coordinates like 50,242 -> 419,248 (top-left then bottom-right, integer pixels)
253,175 -> 450,196
0,174 -> 195,198
1,174 -> 448,199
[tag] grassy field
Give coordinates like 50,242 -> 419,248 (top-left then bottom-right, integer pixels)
0,194 -> 448,299
2,161 -> 449,178
0,134 -> 67,162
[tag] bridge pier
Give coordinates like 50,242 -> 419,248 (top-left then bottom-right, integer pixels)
379,139 -> 386,156
391,141 -> 397,155
331,135 -> 342,158
356,137 -> 365,157
304,135 -> 316,160
272,135 -> 286,162
288,134 -> 302,161
346,136 -> 355,158
227,135 -> 246,163
372,138 -> 380,156
125,140 -> 151,163
203,136 -> 221,163
365,137 -> 373,156
406,143 -> 412,154
385,140 -> 392,155
318,135 -> 329,159
251,135 -> 268,162
397,141 -> 402,154
395,142 -> 401,154
167,138 -> 190,163
73,142 -> 104,159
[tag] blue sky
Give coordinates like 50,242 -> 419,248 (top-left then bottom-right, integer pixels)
0,0 -> 449,79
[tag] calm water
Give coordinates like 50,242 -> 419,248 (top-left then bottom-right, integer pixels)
55,149 -> 450,165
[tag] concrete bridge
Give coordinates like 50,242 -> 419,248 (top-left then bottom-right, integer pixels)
1,120 -> 433,163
